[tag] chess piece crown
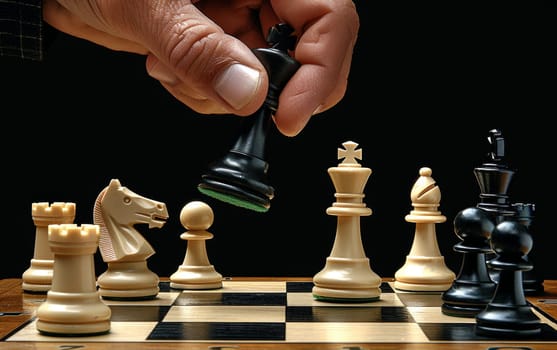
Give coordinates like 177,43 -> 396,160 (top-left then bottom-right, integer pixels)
474,129 -> 516,221
32,202 -> 75,224
326,141 -> 372,216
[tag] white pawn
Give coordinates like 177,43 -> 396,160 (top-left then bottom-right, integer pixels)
394,167 -> 455,292
22,202 -> 76,293
170,201 -> 223,289
36,224 -> 111,336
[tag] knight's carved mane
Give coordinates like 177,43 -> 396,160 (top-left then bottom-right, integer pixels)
93,186 -> 118,261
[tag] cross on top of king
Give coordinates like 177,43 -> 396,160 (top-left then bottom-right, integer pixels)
337,141 -> 362,167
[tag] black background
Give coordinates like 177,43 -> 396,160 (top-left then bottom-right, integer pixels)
1,4 -> 552,281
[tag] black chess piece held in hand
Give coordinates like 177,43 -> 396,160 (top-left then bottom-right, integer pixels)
198,23 -> 300,212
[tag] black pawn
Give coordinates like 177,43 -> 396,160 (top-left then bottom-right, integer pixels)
475,219 -> 541,337
513,203 -> 544,295
474,129 -> 516,282
198,23 -> 300,213
441,207 -> 497,317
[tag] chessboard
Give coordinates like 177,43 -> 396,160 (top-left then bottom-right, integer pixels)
2,277 -> 557,349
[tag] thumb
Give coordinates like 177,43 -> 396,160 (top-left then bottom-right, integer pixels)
143,4 -> 268,115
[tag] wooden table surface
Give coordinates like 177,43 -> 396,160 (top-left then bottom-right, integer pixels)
1,277 -> 556,350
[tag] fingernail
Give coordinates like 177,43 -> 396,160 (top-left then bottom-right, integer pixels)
147,60 -> 178,85
214,64 -> 261,110
312,104 -> 324,115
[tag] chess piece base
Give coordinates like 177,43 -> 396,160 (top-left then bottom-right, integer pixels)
394,281 -> 453,292
170,265 -> 223,290
441,280 -> 497,318
312,287 -> 381,302
97,261 -> 159,300
36,291 -> 111,336
312,257 -> 382,302
476,304 -> 542,338
394,256 -> 455,292
21,259 -> 53,293
170,281 -> 222,290
441,303 -> 488,318
198,150 -> 273,213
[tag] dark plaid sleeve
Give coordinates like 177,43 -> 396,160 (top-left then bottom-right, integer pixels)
0,0 -> 44,61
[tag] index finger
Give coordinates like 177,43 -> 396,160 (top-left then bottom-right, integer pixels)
267,0 -> 359,136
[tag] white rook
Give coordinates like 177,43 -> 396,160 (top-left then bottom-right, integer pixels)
22,202 -> 75,293
36,224 -> 111,336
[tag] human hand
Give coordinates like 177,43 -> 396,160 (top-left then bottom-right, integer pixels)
43,0 -> 359,136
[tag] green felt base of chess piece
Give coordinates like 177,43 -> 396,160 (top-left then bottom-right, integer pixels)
198,186 -> 269,213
